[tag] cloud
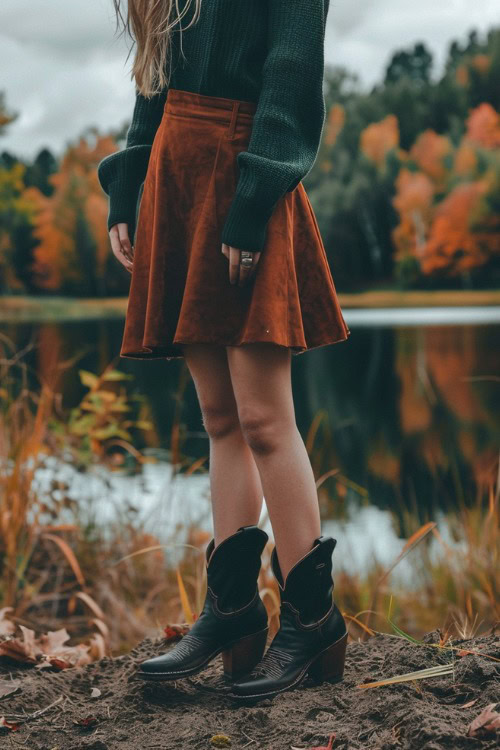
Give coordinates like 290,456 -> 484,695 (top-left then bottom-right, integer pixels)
325,0 -> 498,84
0,0 -> 498,159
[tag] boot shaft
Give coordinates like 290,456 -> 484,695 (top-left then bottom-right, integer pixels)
205,525 -> 268,613
271,536 -> 337,625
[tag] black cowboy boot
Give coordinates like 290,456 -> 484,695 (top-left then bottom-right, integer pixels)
139,525 -> 269,681
230,535 -> 347,701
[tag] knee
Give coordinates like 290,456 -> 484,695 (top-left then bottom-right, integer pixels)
238,409 -> 281,456
201,403 -> 240,441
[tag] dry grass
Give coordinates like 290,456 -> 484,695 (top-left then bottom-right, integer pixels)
0,333 -> 498,661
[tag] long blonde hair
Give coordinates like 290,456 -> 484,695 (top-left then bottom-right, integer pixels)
111,1 -> 203,97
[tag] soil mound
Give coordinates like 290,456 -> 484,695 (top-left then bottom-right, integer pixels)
0,630 -> 498,749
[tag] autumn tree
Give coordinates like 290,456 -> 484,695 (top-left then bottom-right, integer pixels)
0,162 -> 38,293
27,133 -> 117,296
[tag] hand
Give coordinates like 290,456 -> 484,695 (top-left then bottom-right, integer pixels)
221,244 -> 261,287
110,223 -> 134,274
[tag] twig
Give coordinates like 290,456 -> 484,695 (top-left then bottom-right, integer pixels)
2,695 -> 63,723
242,733 -> 257,748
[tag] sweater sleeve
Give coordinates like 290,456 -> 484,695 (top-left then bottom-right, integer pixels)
97,85 -> 168,243
220,0 -> 330,253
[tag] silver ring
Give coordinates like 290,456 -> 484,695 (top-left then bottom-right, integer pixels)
240,251 -> 253,268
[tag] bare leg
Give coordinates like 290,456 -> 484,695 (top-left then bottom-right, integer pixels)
182,343 -> 263,546
226,343 -> 321,583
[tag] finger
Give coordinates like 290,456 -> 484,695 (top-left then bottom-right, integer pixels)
116,222 -> 134,262
240,251 -> 261,285
110,228 -> 133,273
117,224 -> 134,262
238,255 -> 254,287
229,246 -> 240,285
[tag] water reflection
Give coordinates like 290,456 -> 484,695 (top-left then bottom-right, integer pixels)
3,311 -> 499,550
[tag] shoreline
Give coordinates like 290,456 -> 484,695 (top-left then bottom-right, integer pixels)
1,289 -> 500,323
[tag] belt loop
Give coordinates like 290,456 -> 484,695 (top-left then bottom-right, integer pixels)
226,102 -> 240,139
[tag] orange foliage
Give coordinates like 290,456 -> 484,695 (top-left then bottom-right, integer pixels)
391,168 -> 435,260
471,54 -> 491,75
25,183 -> 78,290
421,432 -> 448,473
393,326 -> 496,483
360,114 -> 399,167
409,130 -> 452,187
465,103 -> 500,149
424,326 -> 487,421
392,103 -> 499,276
324,104 -> 345,147
366,441 -> 400,483
453,142 -> 478,176
420,179 -> 498,275
456,54 -> 491,87
319,158 -> 333,173
27,135 -> 115,291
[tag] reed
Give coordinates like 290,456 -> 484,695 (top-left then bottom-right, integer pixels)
0,336 -> 497,659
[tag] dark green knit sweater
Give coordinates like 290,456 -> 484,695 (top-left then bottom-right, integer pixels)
97,0 -> 330,253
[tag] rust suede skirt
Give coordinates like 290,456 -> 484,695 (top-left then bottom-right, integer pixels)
120,88 -> 351,360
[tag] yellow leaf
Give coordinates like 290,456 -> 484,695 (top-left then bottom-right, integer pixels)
210,735 -> 231,747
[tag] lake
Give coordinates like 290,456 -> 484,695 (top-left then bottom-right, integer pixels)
3,305 -> 499,579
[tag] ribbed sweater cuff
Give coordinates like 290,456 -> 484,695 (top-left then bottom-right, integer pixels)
106,179 -> 141,238
220,170 -> 285,253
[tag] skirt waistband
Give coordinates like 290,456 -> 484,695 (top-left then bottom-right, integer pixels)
165,88 -> 258,127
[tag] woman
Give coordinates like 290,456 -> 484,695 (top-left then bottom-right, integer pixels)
97,0 -> 350,701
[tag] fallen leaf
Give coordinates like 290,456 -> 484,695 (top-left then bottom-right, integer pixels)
35,629 -> 91,669
0,625 -> 96,670
163,623 -> 190,642
210,734 -> 231,747
37,645 -> 92,670
0,716 -> 21,731
90,687 -> 101,699
0,609 -> 15,637
0,626 -> 39,663
467,703 -> 500,737
44,658 -> 73,671
73,716 -> 98,729
0,679 -> 21,699
39,628 -> 71,653
291,733 -> 336,750
461,698 -> 479,709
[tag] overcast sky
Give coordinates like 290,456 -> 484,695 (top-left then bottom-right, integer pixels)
1,0 -> 498,160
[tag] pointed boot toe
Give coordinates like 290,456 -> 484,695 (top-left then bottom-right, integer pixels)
139,631 -> 215,680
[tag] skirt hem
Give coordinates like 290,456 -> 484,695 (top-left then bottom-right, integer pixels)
119,328 -> 352,361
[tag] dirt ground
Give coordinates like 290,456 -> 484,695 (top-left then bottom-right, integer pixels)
0,629 -> 498,750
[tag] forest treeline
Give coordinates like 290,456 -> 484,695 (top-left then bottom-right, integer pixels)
0,27 -> 499,297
